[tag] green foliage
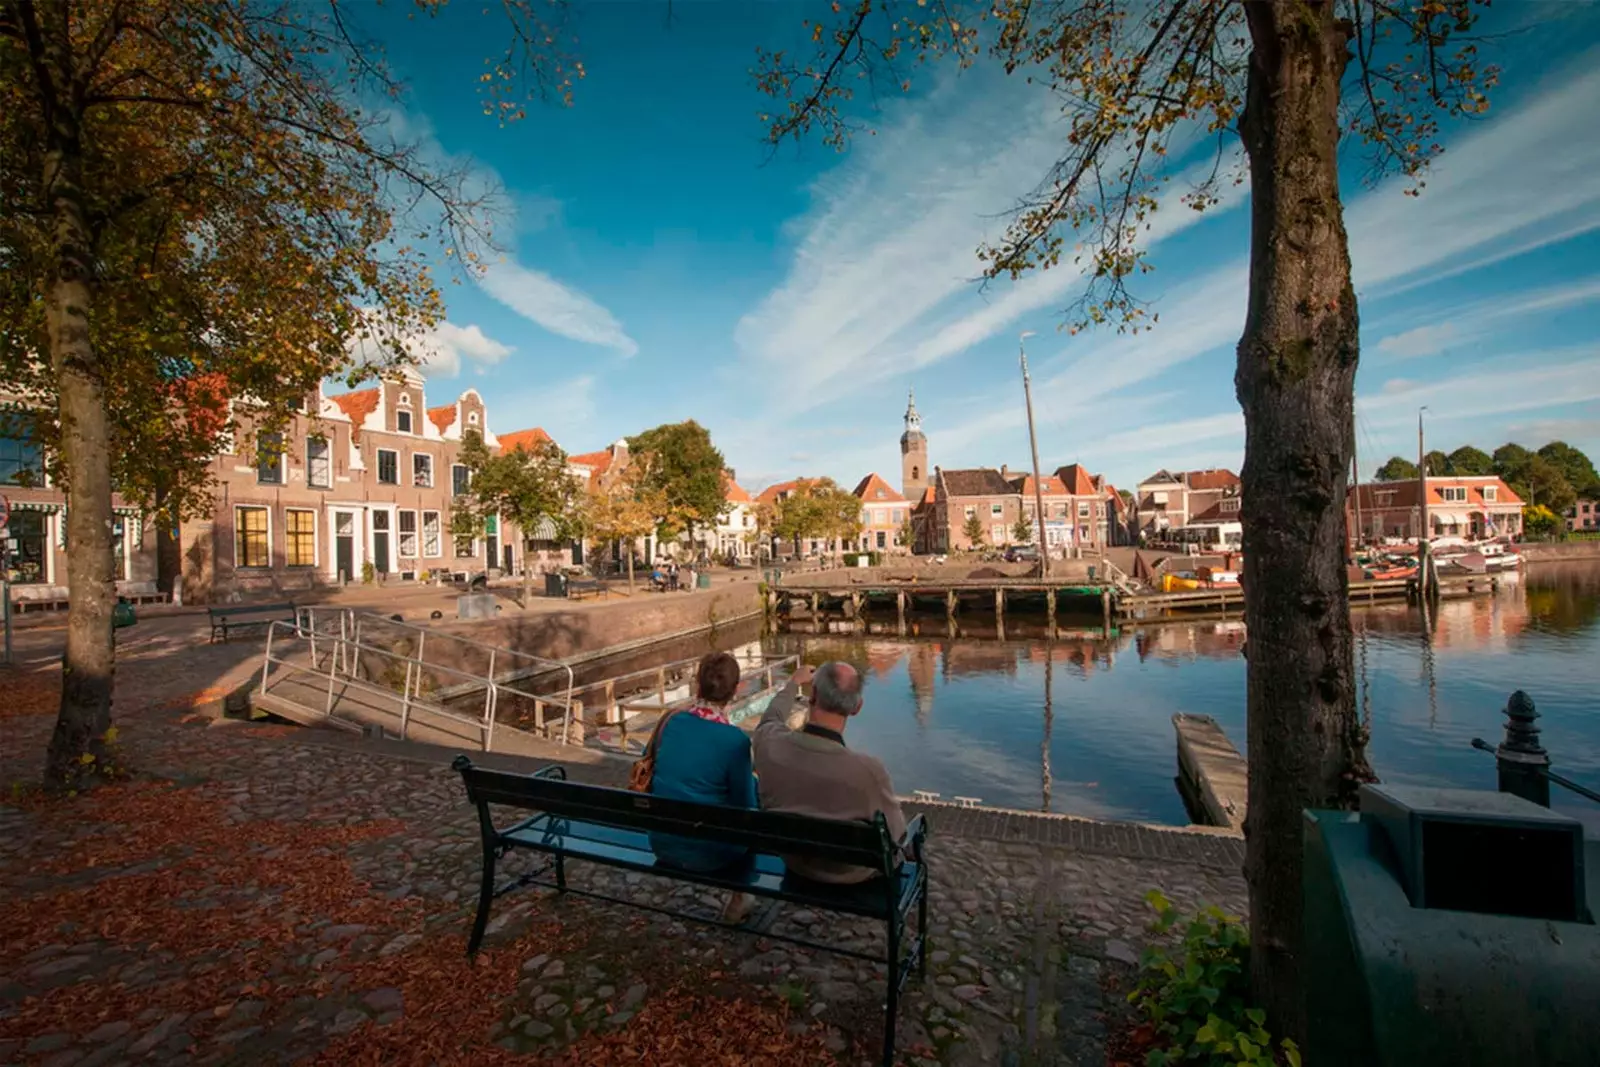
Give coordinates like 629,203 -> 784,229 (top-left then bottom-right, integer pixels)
1374,456 -> 1417,482
1129,891 -> 1300,1067
1446,445 -> 1494,476
451,428 -> 583,549
626,422 -> 729,538
1423,449 -> 1451,477
361,561 -> 376,585
1537,441 -> 1600,500
963,514 -> 986,545
897,517 -> 916,549
842,552 -> 883,567
1012,514 -> 1035,544
770,478 -> 861,553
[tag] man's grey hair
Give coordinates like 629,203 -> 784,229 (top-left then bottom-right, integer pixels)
811,661 -> 864,715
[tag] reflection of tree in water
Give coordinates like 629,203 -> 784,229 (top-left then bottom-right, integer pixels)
1523,563 -> 1600,635
1041,655 -> 1053,814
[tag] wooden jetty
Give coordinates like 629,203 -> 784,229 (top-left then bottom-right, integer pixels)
766,567 -> 1499,631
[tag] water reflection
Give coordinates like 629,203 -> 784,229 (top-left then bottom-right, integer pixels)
764,561 -> 1600,831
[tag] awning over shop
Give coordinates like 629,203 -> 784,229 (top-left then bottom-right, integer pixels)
1431,511 -> 1467,525
530,516 -> 560,541
8,500 -> 61,513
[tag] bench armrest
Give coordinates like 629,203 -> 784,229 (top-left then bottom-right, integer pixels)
898,813 -> 928,864
533,764 -> 567,781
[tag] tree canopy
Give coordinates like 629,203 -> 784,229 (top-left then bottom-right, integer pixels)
451,429 -> 584,604
1374,456 -> 1417,482
1446,445 -> 1494,476
625,421 -> 729,539
582,455 -> 666,592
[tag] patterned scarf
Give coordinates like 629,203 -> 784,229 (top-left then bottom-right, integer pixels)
685,703 -> 730,725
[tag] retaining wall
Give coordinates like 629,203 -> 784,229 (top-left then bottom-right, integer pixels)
1522,541 -> 1600,562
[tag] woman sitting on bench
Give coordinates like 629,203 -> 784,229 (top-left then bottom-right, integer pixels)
647,651 -> 759,922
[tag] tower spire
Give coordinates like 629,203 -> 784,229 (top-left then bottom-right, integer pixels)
904,388 -> 922,434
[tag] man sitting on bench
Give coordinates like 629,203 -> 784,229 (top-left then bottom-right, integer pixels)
753,661 -> 907,884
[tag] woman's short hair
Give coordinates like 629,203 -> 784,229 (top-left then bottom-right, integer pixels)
696,651 -> 742,705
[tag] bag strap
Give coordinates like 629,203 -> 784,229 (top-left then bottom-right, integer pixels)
640,707 -> 681,762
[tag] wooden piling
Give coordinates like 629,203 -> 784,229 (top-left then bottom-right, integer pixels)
896,590 -> 906,626
1046,589 -> 1056,628
810,592 -> 818,618
1101,588 -> 1112,635
994,588 -> 1005,619
946,589 -> 957,622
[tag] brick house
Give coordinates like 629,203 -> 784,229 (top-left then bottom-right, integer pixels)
1007,472 -> 1072,551
2,408 -> 160,607
188,369 -> 540,602
1134,468 -> 1242,539
931,467 -> 1021,552
853,473 -> 911,555
1346,476 -> 1524,544
755,480 -> 828,558
1565,499 -> 1598,533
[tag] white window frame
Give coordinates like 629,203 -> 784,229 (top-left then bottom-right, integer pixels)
990,502 -> 1003,516
455,531 -> 478,558
1441,486 -> 1467,503
1078,502 -> 1091,518
413,451 -> 434,488
285,507 -> 318,568
235,505 -> 271,569
1483,486 -> 1497,501
376,447 -> 399,485
452,463 -> 471,497
422,510 -> 442,558
991,523 -> 1006,544
306,436 -> 332,489
964,505 -> 976,520
398,509 -> 418,558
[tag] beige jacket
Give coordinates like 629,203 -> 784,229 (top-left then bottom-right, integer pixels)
752,679 -> 907,884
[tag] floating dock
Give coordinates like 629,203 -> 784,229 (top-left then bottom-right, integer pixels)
1173,713 -> 1248,833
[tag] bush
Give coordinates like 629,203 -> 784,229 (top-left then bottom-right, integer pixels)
1128,890 -> 1300,1067
840,552 -> 882,567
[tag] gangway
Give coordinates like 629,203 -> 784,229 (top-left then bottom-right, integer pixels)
251,608 -> 577,753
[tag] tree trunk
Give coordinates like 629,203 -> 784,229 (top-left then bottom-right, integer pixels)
521,539 -> 533,608
1236,1 -> 1373,1043
625,546 -> 634,594
42,107 -> 118,791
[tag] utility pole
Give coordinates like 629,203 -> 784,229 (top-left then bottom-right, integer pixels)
1020,331 -> 1049,579
1417,406 -> 1429,543
1351,409 -> 1363,554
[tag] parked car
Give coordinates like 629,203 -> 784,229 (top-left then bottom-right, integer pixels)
1004,544 -> 1041,563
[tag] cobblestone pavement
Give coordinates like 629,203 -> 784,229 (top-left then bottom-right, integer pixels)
1,651 -> 1246,1066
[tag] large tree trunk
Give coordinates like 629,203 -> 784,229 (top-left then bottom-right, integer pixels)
1236,1 -> 1373,1042
42,113 -> 118,791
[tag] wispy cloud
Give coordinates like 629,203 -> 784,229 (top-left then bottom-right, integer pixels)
478,260 -> 639,357
734,70 -> 1244,411
1375,276 -> 1600,359
406,320 -> 513,378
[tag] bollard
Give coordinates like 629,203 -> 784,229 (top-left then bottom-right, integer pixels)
1495,690 -> 1551,807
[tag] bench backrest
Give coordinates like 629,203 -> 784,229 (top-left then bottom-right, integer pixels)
210,602 -> 296,617
454,758 -> 895,875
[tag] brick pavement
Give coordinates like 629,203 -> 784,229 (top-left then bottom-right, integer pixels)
1,644 -> 1246,1066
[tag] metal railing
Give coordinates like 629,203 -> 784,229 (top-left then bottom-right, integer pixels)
260,608 -> 577,747
571,651 -> 801,746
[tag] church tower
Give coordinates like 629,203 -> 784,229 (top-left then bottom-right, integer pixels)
900,388 -> 928,499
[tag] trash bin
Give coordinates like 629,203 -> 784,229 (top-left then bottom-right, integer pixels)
112,600 -> 136,629
544,572 -> 568,598
1302,783 -> 1599,1066
696,572 -> 712,590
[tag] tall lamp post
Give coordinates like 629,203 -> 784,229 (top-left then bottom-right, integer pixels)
1019,331 -> 1049,579
1417,406 -> 1430,543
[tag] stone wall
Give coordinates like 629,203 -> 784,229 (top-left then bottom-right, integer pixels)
1521,541 -> 1600,562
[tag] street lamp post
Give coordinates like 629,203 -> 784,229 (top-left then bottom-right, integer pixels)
1019,331 -> 1049,579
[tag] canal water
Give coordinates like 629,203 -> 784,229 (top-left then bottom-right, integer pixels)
752,560 -> 1600,833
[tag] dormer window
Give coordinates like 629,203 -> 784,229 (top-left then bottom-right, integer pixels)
1484,486 -> 1497,502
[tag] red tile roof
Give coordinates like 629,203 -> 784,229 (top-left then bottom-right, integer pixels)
329,388 -> 379,436
919,487 -> 936,507
1009,474 -> 1068,497
852,473 -> 905,502
427,404 -> 456,434
1184,468 -> 1241,491
568,448 -> 615,475
940,468 -> 1013,496
724,473 -> 752,504
1054,464 -> 1099,495
756,480 -> 801,506
499,427 -> 553,453
1349,476 -> 1523,510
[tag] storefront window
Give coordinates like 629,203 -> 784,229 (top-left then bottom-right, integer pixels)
0,430 -> 44,486
3,512 -> 48,583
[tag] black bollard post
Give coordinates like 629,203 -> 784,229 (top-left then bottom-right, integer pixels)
1495,690 -> 1551,807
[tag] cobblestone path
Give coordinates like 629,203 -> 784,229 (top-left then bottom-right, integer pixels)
1,647 -> 1246,1066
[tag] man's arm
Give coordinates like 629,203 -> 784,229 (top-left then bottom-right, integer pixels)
871,759 -> 908,848
753,665 -> 812,752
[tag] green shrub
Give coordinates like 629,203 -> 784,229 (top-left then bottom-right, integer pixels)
1128,890 -> 1300,1067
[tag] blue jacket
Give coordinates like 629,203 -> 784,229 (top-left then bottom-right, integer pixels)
649,712 -> 758,872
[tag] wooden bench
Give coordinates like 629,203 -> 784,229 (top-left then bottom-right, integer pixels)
208,601 -> 297,643
117,581 -> 171,606
566,578 -> 609,601
452,757 -> 929,1067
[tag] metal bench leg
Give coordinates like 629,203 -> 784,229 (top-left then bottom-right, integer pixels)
882,917 -> 901,1067
466,849 -> 497,957
555,853 -> 567,893
917,879 -> 929,980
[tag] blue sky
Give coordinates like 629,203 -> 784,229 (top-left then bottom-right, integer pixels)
368,2 -> 1600,494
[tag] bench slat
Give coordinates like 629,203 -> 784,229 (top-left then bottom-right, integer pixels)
464,769 -> 890,869
506,816 -> 919,920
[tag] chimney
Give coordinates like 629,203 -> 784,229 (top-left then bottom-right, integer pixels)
1001,464 -> 1010,478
